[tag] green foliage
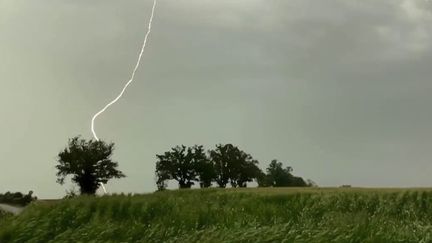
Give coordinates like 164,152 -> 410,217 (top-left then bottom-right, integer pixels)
0,191 -> 37,206
195,155 -> 216,188
63,187 -> 79,199
156,144 -> 263,189
156,145 -> 210,189
56,136 -> 125,195
2,188 -> 432,242
0,209 -> 12,225
259,159 -> 308,187
209,144 -> 262,188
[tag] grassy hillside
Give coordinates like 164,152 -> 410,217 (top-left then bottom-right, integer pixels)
0,209 -> 12,225
1,188 -> 432,242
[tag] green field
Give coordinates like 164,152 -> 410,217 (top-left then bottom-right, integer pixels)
1,188 -> 432,242
0,209 -> 12,226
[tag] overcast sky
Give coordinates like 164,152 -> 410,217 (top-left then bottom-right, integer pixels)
1,0 -> 432,198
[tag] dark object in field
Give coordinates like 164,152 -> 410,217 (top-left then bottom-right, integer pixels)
0,191 -> 37,206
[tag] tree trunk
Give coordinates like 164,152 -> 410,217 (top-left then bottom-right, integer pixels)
178,181 -> 192,189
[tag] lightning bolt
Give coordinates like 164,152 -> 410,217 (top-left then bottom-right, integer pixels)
91,0 -> 157,141
91,0 -> 157,194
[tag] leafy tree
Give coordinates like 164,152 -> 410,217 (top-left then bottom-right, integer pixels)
156,178 -> 168,191
291,176 -> 308,187
195,156 -> 216,188
0,191 -> 37,206
264,160 -> 309,187
56,136 -> 125,195
209,144 -> 262,188
235,157 -> 262,187
256,170 -> 271,187
209,144 -> 230,188
155,145 -> 209,189
266,160 -> 292,187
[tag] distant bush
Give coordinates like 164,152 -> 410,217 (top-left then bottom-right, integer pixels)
63,187 -> 79,199
257,160 -> 312,187
0,191 -> 37,206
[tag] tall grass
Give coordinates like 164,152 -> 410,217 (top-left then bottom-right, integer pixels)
1,188 -> 432,242
0,209 -> 12,225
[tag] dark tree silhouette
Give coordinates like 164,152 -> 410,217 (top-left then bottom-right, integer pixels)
155,145 -> 209,189
265,160 -> 292,187
0,191 -> 37,206
154,144 -> 314,190
256,169 -> 271,187
263,160 -> 308,187
209,144 -> 262,188
209,144 -> 230,188
56,136 -> 125,195
195,154 -> 215,188
156,177 -> 168,191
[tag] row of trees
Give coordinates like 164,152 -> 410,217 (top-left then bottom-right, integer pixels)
155,144 -> 314,190
0,191 -> 37,206
55,137 -> 315,195
259,160 -> 315,187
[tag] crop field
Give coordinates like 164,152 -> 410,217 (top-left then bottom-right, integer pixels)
1,188 -> 432,242
0,209 -> 12,225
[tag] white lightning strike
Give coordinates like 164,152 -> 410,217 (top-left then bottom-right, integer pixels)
91,0 -> 157,141
91,0 -> 158,194
100,183 -> 107,194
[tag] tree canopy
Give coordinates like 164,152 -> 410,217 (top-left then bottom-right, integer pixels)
258,160 -> 309,187
0,191 -> 36,206
56,136 -> 125,195
155,145 -> 210,189
155,144 -> 315,190
155,144 -> 263,189
209,144 -> 261,188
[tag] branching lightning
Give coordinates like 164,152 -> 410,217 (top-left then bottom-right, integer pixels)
90,0 -> 158,194
91,0 -> 157,141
